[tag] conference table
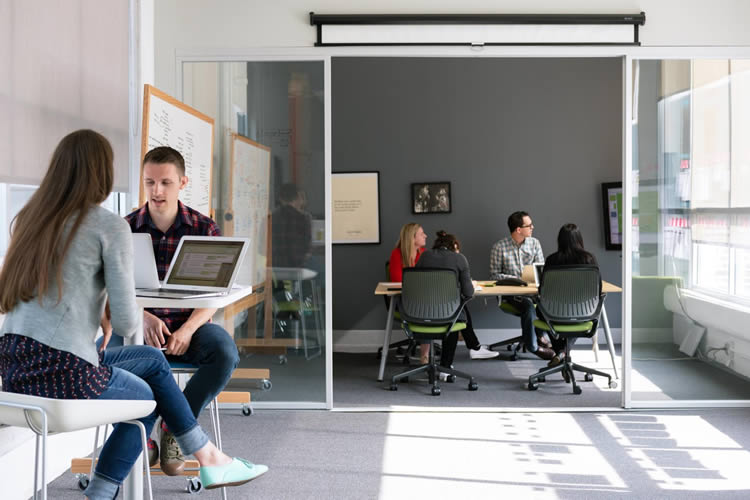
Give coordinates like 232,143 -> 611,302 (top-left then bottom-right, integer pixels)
374,280 -> 622,382
121,285 -> 256,500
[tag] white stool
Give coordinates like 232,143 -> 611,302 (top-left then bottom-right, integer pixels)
0,391 -> 156,500
273,267 -> 323,361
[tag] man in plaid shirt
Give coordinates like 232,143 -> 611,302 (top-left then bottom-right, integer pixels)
272,183 -> 312,268
489,211 -> 554,361
125,146 -> 239,475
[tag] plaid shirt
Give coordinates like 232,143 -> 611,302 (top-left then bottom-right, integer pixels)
271,204 -> 312,268
125,202 -> 221,331
489,235 -> 544,280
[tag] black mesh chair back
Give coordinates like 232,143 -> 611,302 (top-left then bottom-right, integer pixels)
528,264 -> 615,394
399,268 -> 461,324
389,267 -> 478,395
537,265 -> 603,328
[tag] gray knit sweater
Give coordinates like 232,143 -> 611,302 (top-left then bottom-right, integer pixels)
1,206 -> 139,366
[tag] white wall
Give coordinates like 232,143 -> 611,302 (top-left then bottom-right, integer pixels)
154,0 -> 750,94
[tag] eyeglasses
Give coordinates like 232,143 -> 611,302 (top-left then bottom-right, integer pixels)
521,223 -> 534,228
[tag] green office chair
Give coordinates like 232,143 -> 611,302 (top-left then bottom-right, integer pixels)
489,300 -> 527,360
527,265 -> 617,394
389,268 -> 478,396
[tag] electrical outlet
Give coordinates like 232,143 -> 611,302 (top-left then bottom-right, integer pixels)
726,341 -> 735,367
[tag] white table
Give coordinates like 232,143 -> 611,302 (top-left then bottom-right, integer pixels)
122,285 -> 254,500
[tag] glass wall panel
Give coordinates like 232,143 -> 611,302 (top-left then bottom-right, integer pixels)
183,61 -> 326,406
631,59 -> 750,403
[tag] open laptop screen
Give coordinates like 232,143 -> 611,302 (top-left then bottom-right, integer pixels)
166,240 -> 245,288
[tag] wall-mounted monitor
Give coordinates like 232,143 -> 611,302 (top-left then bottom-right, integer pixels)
602,182 -> 623,250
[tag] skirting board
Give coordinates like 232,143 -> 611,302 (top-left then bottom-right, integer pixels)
333,328 -> 623,353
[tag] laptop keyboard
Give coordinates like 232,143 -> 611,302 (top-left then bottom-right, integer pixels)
138,289 -> 210,296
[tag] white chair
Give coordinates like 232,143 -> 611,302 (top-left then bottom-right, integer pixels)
0,391 -> 156,500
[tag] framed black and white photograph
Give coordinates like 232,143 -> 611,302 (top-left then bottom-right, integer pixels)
412,182 -> 451,214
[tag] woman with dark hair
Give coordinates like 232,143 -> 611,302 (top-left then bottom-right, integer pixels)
416,231 -> 498,373
0,130 -> 266,499
543,223 -> 598,367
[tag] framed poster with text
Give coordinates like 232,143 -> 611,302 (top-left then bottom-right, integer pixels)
332,171 -> 380,244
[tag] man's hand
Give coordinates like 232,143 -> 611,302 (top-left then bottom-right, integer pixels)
165,325 -> 195,356
143,310 -> 171,348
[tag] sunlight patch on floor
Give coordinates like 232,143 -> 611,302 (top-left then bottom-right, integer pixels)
378,412 -> 627,499
599,413 -> 750,491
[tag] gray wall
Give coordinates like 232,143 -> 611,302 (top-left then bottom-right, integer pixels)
332,57 -> 623,331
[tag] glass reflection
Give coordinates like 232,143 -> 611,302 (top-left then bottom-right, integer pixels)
183,61 -> 326,405
631,59 -> 750,402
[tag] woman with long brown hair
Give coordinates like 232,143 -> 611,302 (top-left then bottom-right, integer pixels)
0,130 -> 266,499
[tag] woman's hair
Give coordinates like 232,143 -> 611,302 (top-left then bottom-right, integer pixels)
0,129 -> 114,313
433,230 -> 460,251
396,223 -> 421,267
556,223 -> 593,263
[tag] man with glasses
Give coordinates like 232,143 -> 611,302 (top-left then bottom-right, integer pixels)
489,211 -> 554,360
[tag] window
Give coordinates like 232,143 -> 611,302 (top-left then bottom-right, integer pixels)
643,59 -> 750,305
0,184 -> 129,257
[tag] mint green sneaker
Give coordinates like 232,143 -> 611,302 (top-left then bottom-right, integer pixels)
200,458 -> 268,490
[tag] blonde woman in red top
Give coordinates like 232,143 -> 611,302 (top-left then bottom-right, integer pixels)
389,223 -> 429,362
389,223 -> 427,281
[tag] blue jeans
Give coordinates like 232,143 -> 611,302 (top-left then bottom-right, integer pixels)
504,296 -> 539,352
84,345 -> 209,500
106,322 -> 239,419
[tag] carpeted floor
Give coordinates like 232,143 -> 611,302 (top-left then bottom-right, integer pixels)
334,345 -> 621,408
45,408 -> 750,499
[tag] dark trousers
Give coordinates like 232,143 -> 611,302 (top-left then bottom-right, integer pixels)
504,296 -> 538,352
439,309 -> 480,367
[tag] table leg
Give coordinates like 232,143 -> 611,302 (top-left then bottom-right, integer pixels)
122,310 -> 145,500
122,448 -> 144,500
377,297 -> 396,382
600,306 -> 619,379
592,332 -> 600,362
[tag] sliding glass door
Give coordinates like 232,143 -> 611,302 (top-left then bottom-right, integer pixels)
180,58 -> 330,408
628,56 -> 750,406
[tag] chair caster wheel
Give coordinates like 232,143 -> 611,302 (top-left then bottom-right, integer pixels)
261,379 -> 273,391
446,374 -> 456,383
431,387 -> 441,396
609,380 -> 618,389
506,345 -> 513,351
584,373 -> 594,382
389,384 -> 398,391
187,476 -> 203,494
77,474 -> 90,491
278,355 -> 287,365
527,382 -> 539,391
573,386 -> 583,395
509,354 -> 517,361
242,405 -> 253,416
468,382 -> 478,391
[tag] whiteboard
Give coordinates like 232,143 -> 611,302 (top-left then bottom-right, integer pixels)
227,133 -> 271,287
140,84 -> 214,216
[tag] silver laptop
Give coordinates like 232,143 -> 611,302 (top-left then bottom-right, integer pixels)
134,235 -> 250,299
532,262 -> 545,287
